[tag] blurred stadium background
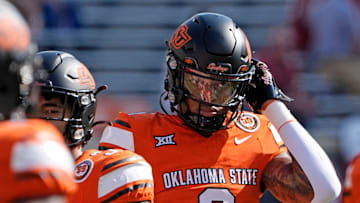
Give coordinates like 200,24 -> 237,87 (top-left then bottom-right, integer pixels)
11,0 -> 360,202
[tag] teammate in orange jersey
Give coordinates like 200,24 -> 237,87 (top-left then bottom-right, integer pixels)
99,12 -> 341,202
343,154 -> 360,202
0,119 -> 76,203
32,50 -> 154,203
0,1 -> 76,202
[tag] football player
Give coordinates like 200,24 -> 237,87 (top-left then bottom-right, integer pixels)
32,50 -> 154,203
0,1 -> 76,202
99,12 -> 341,202
342,154 -> 360,202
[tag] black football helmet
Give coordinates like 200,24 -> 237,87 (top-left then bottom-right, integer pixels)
0,0 -> 37,120
34,50 -> 106,146
163,12 -> 255,134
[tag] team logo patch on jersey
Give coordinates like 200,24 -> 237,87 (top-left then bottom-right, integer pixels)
154,134 -> 176,147
235,113 -> 260,132
74,159 -> 94,183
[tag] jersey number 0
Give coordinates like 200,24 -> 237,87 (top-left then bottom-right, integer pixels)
199,188 -> 235,203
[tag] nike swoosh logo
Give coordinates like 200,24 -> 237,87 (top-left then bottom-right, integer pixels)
234,135 -> 252,145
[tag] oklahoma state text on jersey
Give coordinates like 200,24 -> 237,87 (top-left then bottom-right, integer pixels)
343,154 -> 360,203
69,148 -> 154,203
99,111 -> 286,202
0,119 -> 76,202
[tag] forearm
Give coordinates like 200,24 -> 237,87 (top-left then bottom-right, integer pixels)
263,152 -> 314,202
263,100 -> 341,203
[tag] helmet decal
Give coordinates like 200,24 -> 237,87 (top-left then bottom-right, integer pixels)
184,58 -> 195,65
206,63 -> 229,73
170,24 -> 192,49
77,64 -> 96,89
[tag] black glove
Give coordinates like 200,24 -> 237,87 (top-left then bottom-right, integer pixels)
245,58 -> 293,113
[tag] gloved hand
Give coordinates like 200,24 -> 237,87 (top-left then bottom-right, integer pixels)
245,58 -> 293,113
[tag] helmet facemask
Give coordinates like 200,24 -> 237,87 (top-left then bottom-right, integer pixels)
37,86 -> 97,147
164,53 -> 254,135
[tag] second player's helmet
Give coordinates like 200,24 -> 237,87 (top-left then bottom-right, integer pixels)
164,12 -> 254,134
35,51 -> 105,146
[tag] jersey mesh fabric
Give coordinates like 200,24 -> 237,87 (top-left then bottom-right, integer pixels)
99,111 -> 286,202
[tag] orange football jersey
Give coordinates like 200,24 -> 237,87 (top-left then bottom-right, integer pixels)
69,148 -> 154,203
0,118 -> 76,202
99,111 -> 286,202
343,154 -> 360,203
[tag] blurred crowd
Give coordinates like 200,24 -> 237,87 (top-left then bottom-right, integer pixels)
259,1 -> 360,197
256,0 -> 360,201
291,0 -> 360,170
10,0 -> 82,30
